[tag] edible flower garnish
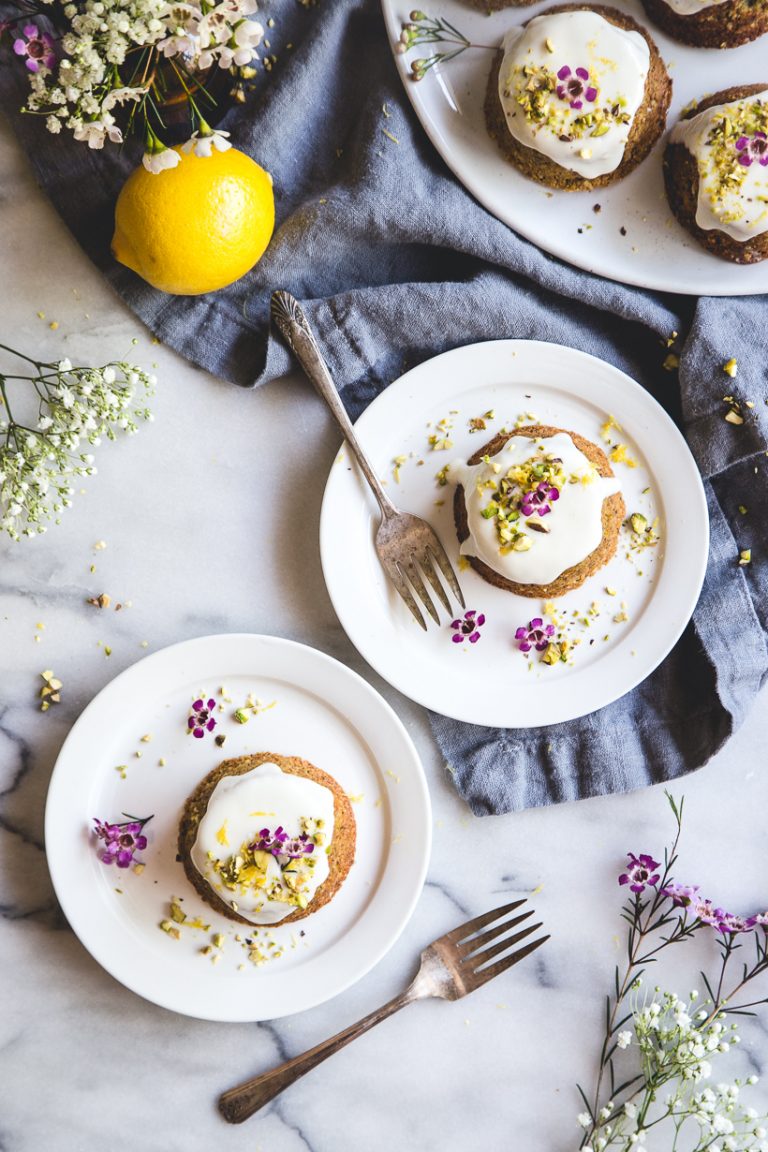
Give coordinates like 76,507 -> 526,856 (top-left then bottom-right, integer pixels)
450,609 -> 486,644
93,813 -> 153,867
735,131 -> 768,168
520,480 -> 560,518
514,618 -> 555,653
188,697 -> 217,739
555,65 -> 597,111
253,826 -> 315,860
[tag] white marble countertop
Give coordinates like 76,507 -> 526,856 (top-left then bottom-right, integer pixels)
2,118 -> 767,1152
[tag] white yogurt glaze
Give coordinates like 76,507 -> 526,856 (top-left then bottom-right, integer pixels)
497,11 -> 650,179
454,432 -> 620,586
659,0 -> 728,15
190,761 -> 335,925
670,91 -> 768,243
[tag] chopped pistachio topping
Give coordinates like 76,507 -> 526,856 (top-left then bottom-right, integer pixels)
506,62 -> 630,143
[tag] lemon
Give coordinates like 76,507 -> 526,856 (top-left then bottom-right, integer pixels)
112,147 -> 275,296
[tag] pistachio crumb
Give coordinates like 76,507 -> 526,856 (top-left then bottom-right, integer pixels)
723,358 -> 738,378
739,549 -> 752,566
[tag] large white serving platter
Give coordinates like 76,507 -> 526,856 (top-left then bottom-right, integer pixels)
381,0 -> 768,295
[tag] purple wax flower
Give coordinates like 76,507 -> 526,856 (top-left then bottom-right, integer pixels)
520,481 -> 560,518
695,900 -> 757,935
661,881 -> 700,908
619,852 -> 661,894
253,826 -> 315,859
556,65 -> 598,111
514,617 -> 555,653
450,609 -> 486,644
188,697 -> 217,739
735,132 -> 768,168
13,23 -> 55,73
93,815 -> 152,868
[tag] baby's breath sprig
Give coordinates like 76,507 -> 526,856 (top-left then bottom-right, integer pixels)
395,10 -> 495,81
577,793 -> 768,1152
0,343 -> 155,540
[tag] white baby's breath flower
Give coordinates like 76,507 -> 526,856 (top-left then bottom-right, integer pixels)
617,1030 -> 633,1050
577,1112 -> 591,1128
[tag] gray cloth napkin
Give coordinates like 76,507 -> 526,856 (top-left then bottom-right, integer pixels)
2,0 -> 766,813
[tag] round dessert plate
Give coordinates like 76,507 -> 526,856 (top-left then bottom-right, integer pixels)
320,340 -> 708,727
380,0 -> 768,296
45,634 -> 431,1022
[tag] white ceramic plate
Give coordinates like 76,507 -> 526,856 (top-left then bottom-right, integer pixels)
45,634 -> 431,1022
380,0 -> 768,296
320,340 -> 708,727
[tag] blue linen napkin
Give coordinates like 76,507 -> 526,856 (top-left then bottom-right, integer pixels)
2,0 -> 766,813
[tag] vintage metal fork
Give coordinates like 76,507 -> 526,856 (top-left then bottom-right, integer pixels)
270,290 -> 465,630
219,898 -> 548,1123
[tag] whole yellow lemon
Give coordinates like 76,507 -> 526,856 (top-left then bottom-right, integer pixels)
112,146 -> 275,296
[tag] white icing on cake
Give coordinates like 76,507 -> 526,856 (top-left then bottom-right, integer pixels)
454,432 -> 620,587
670,91 -> 768,243
658,0 -> 728,16
497,11 -> 650,179
190,761 -> 335,926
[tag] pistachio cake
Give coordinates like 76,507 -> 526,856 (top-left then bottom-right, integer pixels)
664,85 -> 768,265
484,5 -> 672,191
640,0 -> 767,47
178,752 -> 356,927
452,424 -> 625,598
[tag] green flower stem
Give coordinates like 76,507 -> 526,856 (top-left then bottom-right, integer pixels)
583,805 -> 686,1148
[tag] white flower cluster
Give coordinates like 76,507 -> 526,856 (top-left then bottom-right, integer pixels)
25,0 -> 263,151
634,990 -> 734,1085
0,359 -> 155,540
578,989 -> 768,1152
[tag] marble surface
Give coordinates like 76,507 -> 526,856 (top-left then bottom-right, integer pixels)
1,117 -> 768,1152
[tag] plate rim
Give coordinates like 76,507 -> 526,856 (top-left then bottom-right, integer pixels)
319,337 -> 709,727
44,632 -> 432,1022
379,0 -> 768,297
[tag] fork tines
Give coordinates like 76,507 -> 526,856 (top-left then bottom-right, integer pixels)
450,899 -> 549,987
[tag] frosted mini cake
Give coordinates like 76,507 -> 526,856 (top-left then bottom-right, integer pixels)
664,85 -> 768,265
178,752 -> 356,927
484,5 -> 671,191
452,424 -> 625,599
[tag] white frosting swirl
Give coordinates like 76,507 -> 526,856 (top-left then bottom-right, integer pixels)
497,11 -> 650,179
670,91 -> 768,243
190,761 -> 335,926
454,432 -> 620,586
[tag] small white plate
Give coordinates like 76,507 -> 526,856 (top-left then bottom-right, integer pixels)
320,340 -> 708,727
380,0 -> 768,296
44,634 -> 431,1022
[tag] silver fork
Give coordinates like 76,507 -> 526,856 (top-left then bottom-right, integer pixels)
219,898 -> 548,1123
270,290 -> 465,630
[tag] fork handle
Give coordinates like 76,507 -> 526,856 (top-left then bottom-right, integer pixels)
270,290 -> 396,518
218,989 -> 416,1123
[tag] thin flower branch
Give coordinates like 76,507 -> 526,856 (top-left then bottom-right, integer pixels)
395,9 -> 497,81
0,346 -> 155,540
577,792 -> 768,1152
